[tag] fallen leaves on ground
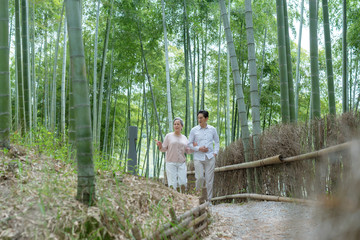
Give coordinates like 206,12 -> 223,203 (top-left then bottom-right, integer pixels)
0,145 -> 199,239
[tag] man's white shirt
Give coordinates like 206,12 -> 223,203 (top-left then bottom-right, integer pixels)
188,124 -> 219,161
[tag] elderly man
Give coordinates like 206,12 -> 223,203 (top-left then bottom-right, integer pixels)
188,110 -> 220,201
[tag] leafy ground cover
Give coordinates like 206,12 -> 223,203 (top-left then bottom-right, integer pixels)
0,131 -> 199,239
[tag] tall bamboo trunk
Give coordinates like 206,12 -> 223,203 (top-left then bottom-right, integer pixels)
0,0 -> 10,148
201,8 -> 208,110
102,41 -> 115,159
219,0 -> 252,192
258,28 -> 267,99
342,0 -> 348,113
97,2 -> 113,150
275,0 -> 290,123
244,0 -> 261,192
30,1 -> 36,131
61,18 -> 67,141
225,0 -> 231,146
295,0 -> 304,120
66,0 -> 95,204
184,16 -> 190,137
15,0 -> 25,133
309,0 -> 321,119
322,0 -> 336,115
161,0 -> 173,132
44,18 -> 49,129
50,3 -> 65,132
92,0 -> 100,145
283,0 -> 295,122
21,0 -> 31,135
109,95 -> 117,161
217,16 -> 222,134
137,21 -> 164,142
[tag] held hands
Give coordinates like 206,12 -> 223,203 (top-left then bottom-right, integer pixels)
193,142 -> 208,152
199,146 -> 209,152
193,141 -> 208,152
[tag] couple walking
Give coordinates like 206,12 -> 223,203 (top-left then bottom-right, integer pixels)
156,110 -> 220,201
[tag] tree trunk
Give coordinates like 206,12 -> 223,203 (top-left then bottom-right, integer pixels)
220,0 -> 252,192
0,0 -> 10,148
244,0 -> 261,149
217,16 -> 222,134
50,3 -> 65,132
184,15 -> 190,137
276,0 -> 290,123
21,0 -> 31,135
30,1 -> 36,131
258,28 -> 267,99
92,0 -> 100,144
61,18 -> 67,141
184,0 -> 196,128
66,0 -> 95,205
342,0 -> 348,113
283,0 -> 295,122
137,21 -> 163,142
161,0 -> 173,132
295,0 -> 304,120
322,0 -> 336,115
102,40 -> 115,160
15,0 -> 25,133
97,2 -> 113,149
44,17 -> 49,129
110,95 -> 117,161
309,0 -> 321,119
225,0 -> 231,146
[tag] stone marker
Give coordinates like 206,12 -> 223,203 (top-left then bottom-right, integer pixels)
127,126 -> 138,175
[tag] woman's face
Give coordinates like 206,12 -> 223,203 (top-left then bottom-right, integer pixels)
173,120 -> 183,131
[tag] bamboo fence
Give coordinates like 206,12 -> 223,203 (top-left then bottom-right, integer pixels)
186,140 -> 356,202
187,141 -> 353,174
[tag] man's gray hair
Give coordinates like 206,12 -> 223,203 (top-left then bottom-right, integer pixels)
173,117 -> 184,127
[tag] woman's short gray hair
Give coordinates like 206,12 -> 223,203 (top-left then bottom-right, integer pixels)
173,117 -> 184,127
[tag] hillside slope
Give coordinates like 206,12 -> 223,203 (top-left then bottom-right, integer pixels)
0,146 -> 198,239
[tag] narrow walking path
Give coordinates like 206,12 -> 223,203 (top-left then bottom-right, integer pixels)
205,201 -> 320,240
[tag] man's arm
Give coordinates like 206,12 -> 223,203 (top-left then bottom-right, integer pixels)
187,129 -> 200,152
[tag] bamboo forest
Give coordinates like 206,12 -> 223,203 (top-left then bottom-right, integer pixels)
1,0 -> 360,239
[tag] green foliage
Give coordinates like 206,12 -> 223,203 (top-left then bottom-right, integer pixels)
11,126 -> 72,164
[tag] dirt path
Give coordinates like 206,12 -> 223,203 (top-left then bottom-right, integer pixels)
205,201 -> 320,240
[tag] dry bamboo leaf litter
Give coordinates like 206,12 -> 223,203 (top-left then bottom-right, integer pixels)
0,145 -> 199,239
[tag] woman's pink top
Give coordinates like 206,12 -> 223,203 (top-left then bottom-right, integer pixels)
159,132 -> 193,163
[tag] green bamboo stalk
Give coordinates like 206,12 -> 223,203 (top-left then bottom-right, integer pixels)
309,0 -> 321,119
66,0 -> 95,204
15,0 -> 25,133
322,0 -> 336,115
283,0 -> 295,122
21,0 -> 31,134
276,0 -> 290,123
342,0 -> 348,113
0,0 -> 10,148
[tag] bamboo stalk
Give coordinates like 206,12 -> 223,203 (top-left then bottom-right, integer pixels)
187,141 -> 354,175
194,221 -> 208,233
150,201 -> 209,239
161,216 -> 192,239
282,141 -> 352,163
211,193 -> 318,205
187,212 -> 208,228
173,226 -> 195,240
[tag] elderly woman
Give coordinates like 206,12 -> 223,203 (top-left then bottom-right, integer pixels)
156,117 -> 193,192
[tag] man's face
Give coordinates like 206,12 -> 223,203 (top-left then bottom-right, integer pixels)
197,113 -> 208,126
